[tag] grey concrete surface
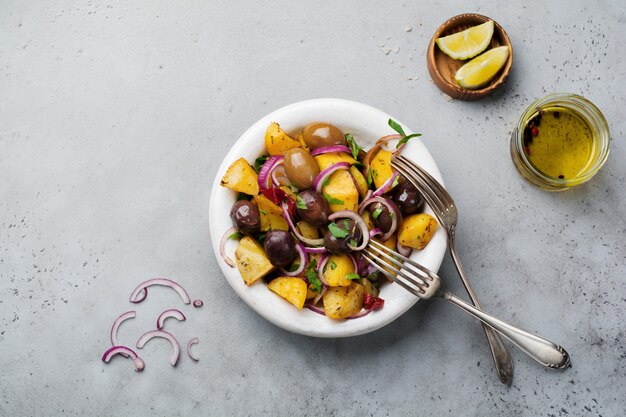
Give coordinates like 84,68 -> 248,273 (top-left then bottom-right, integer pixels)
1,1 -> 625,416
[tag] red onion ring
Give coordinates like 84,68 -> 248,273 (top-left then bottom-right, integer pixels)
397,241 -> 413,257
310,145 -> 351,156
129,278 -> 191,305
193,299 -> 204,308
312,286 -> 327,305
327,210 -> 370,251
313,162 -> 351,193
136,329 -> 181,366
371,171 -> 399,197
347,253 -> 358,274
156,308 -> 186,330
187,337 -> 200,362
102,346 -> 145,372
281,201 -> 324,247
110,311 -> 136,357
369,228 -> 382,238
357,197 -> 400,241
346,309 -> 373,320
279,241 -> 307,276
305,304 -> 326,315
375,134 -> 404,153
219,226 -> 239,268
304,246 -> 327,254
258,155 -> 284,191
316,254 -> 330,287
270,164 -> 289,187
135,288 -> 147,303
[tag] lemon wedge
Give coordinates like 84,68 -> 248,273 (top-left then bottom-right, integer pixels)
454,45 -> 510,89
436,21 -> 494,60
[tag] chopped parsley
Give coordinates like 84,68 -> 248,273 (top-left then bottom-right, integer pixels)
372,206 -> 383,220
329,260 -> 337,270
322,176 -> 331,187
228,231 -> 243,240
328,222 -> 350,238
324,194 -> 344,205
388,118 -> 422,148
345,133 -> 363,160
391,175 -> 400,188
253,155 -> 269,172
259,209 -> 267,215
345,273 -> 360,280
349,238 -> 358,247
305,259 -> 322,293
296,195 -> 307,210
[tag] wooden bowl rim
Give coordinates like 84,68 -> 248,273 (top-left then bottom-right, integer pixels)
426,13 -> 513,100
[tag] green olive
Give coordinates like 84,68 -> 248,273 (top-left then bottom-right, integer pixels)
283,148 -> 320,190
302,122 -> 347,149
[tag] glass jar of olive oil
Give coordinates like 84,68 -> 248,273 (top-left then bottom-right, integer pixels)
511,93 -> 610,191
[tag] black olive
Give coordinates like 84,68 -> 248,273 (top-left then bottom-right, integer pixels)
263,230 -> 296,268
230,200 -> 261,235
391,180 -> 424,215
296,190 -> 330,227
323,219 -> 362,255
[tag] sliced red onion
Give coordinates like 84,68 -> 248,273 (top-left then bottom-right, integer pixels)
327,210 -> 370,251
110,311 -> 136,357
281,201 -> 324,247
101,346 -> 145,372
219,226 -> 239,268
129,278 -> 191,305
312,286 -> 327,305
304,246 -> 327,254
193,299 -> 204,308
397,241 -> 413,257
369,227 -> 382,238
156,308 -> 186,330
310,145 -> 351,156
305,304 -> 326,315
347,253 -> 358,274
271,164 -> 289,186
356,254 -> 366,275
279,241 -> 307,276
371,171 -> 399,197
258,155 -> 284,191
136,329 -> 181,366
187,337 -> 199,362
358,197 -> 401,241
316,254 -> 330,287
313,162 -> 351,193
135,288 -> 147,303
346,309 -> 373,320
375,134 -> 404,153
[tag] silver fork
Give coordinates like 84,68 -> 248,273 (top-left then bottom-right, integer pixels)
392,154 -> 514,384
362,240 -> 571,369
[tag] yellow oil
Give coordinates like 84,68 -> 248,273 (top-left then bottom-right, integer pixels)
524,107 -> 594,179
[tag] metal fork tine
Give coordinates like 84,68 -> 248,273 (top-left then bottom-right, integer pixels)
369,240 -> 437,282
361,252 -> 425,296
365,247 -> 429,290
395,155 -> 455,209
392,158 -> 447,215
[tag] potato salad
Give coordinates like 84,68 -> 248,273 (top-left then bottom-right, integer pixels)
219,120 -> 437,319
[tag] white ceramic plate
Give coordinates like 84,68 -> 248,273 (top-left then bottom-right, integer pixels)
209,98 -> 447,337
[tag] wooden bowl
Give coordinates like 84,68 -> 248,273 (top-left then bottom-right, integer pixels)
427,14 -> 513,101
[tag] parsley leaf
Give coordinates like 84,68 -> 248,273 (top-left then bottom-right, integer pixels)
305,259 -> 322,293
396,133 -> 422,148
345,133 -> 363,160
253,155 -> 269,173
322,176 -> 331,187
329,260 -> 337,270
391,175 -> 400,188
259,209 -> 267,215
372,206 -> 383,220
366,167 -> 373,186
228,231 -> 243,240
388,118 -> 406,136
345,273 -> 360,280
296,195 -> 307,210
349,238 -> 357,247
328,222 -> 350,238
324,194 -> 344,205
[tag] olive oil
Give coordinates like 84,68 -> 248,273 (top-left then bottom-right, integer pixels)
524,108 -> 593,179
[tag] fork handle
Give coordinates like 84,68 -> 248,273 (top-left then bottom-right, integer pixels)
444,293 -> 571,369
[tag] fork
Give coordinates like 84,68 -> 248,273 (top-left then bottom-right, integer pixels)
362,240 -> 571,369
392,154 -> 515,384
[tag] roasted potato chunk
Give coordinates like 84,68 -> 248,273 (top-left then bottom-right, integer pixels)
323,282 -> 365,319
369,149 -> 393,190
268,277 -> 308,309
321,170 -> 359,212
265,122 -> 302,156
397,213 -> 438,250
323,254 -> 356,287
253,194 -> 289,232
235,236 -> 274,286
220,158 -> 259,196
